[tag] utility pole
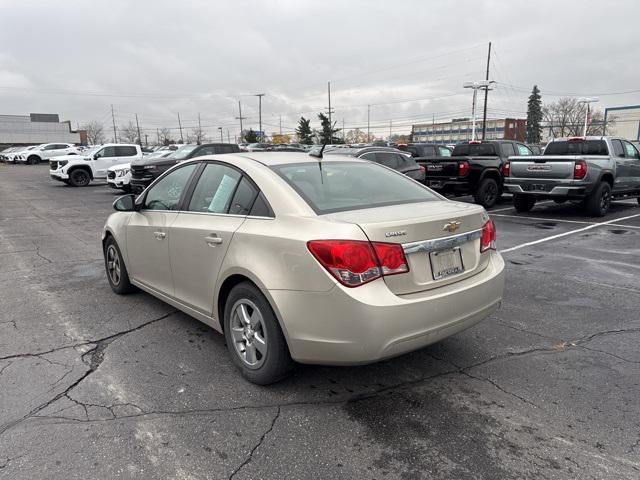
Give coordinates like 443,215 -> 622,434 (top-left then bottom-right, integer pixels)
327,82 -> 332,127
227,131 -> 230,143
279,116 -> 282,135
177,112 -> 184,143
218,127 -> 223,142
144,133 -> 148,146
481,42 -> 492,140
367,104 -> 371,143
110,104 -> 118,143
254,94 -> 265,141
342,118 -> 345,142
236,100 -> 247,143
135,113 -> 142,147
389,119 -> 392,141
198,113 -> 202,144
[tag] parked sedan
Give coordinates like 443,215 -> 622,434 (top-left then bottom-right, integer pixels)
324,146 -> 425,183
103,153 -> 504,384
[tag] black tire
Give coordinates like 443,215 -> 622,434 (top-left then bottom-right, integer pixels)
28,155 -> 40,165
513,194 -> 536,212
103,237 -> 137,294
473,178 -> 500,208
223,282 -> 294,385
553,199 -> 567,204
584,182 -> 612,217
68,168 -> 91,187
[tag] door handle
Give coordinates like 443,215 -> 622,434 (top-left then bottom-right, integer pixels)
205,234 -> 223,246
153,231 -> 166,240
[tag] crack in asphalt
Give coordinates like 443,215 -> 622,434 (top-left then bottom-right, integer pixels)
0,320 -> 17,330
0,311 -> 176,436
0,310 -> 176,362
32,240 -> 52,264
228,406 -> 281,480
460,370 -> 540,408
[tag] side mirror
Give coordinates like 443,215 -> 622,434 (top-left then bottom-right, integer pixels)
93,154 -> 99,160
113,194 -> 136,212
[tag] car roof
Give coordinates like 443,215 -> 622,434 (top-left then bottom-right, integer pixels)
324,146 -> 404,156
188,152 -> 366,167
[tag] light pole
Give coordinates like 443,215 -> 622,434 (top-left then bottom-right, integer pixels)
218,127 -> 223,143
578,97 -> 599,137
463,80 -> 494,141
254,93 -> 265,141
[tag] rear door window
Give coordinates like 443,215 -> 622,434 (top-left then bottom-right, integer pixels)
228,177 -> 258,215
623,141 -> 640,159
612,139 -> 625,157
501,143 -> 516,157
374,152 -> 400,169
438,146 -> 452,157
187,163 -> 242,213
114,146 -> 138,157
516,144 -> 532,155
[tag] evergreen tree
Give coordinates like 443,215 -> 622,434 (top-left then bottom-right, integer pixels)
526,85 -> 543,144
317,112 -> 341,144
245,129 -> 258,143
296,117 -> 313,144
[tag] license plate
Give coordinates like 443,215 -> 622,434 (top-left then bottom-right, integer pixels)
427,164 -> 443,171
430,248 -> 464,280
532,184 -> 547,191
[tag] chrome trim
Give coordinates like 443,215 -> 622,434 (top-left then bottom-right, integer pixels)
402,228 -> 482,254
134,208 -> 274,220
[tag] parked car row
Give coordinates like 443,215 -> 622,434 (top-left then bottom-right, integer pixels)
0,143 -> 81,164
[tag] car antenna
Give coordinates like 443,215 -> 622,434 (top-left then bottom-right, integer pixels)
309,122 -> 336,183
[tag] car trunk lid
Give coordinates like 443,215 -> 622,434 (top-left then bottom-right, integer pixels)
323,201 -> 490,294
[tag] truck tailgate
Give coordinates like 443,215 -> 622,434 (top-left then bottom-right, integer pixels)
420,159 -> 460,177
509,155 -> 576,179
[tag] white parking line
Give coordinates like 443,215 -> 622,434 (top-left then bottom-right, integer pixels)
500,213 -> 640,253
490,213 -> 594,225
488,200 -> 553,213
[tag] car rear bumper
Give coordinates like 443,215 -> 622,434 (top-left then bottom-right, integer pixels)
269,251 -> 505,365
424,178 -> 471,193
504,180 -> 590,198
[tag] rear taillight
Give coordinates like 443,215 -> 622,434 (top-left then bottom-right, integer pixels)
459,160 -> 470,177
480,219 -> 496,252
502,161 -> 510,177
574,159 -> 588,180
419,165 -> 426,174
307,240 -> 408,287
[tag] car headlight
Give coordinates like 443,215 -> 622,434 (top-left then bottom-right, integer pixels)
59,160 -> 68,168
143,165 -> 157,170
116,169 -> 130,177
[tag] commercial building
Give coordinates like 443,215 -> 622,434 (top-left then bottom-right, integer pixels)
604,105 -> 640,141
412,117 -> 526,145
0,113 -> 85,146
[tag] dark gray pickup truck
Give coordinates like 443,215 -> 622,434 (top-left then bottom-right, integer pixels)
503,136 -> 640,216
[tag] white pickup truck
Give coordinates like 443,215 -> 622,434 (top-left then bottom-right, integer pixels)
50,144 -> 142,187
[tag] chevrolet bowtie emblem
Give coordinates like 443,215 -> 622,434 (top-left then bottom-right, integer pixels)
442,221 -> 461,233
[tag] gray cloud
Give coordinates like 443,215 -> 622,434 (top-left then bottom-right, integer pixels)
1,0 -> 638,140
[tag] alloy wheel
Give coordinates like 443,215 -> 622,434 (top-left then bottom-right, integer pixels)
229,299 -> 268,369
600,189 -> 611,214
106,245 -> 121,285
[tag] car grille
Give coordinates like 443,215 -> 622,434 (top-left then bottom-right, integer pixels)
107,171 -> 116,179
50,161 -> 58,170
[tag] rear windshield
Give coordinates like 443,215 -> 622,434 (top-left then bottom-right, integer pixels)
452,143 -> 497,156
271,161 -> 439,214
544,140 -> 609,155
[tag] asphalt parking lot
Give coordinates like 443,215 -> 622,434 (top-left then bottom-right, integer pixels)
1,164 -> 639,480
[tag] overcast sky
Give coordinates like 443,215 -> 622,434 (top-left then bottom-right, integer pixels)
1,0 -> 638,140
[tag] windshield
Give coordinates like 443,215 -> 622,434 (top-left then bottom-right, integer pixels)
271,161 -> 439,214
544,140 -> 609,155
81,145 -> 103,156
167,145 -> 198,160
452,143 -> 497,156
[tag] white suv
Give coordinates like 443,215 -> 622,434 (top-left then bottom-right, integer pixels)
106,163 -> 133,192
17,143 -> 80,164
50,144 -> 142,187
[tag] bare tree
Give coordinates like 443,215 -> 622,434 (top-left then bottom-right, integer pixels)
543,97 -> 611,138
119,121 -> 138,143
159,127 -> 172,145
80,120 -> 105,145
190,126 -> 207,145
344,128 -> 369,144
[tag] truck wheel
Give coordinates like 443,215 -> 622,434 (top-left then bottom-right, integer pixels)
513,194 -> 536,212
69,169 -> 91,187
473,178 -> 499,208
584,182 -> 611,217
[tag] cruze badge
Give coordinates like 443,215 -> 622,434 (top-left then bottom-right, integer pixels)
385,230 -> 407,238
442,221 -> 461,233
